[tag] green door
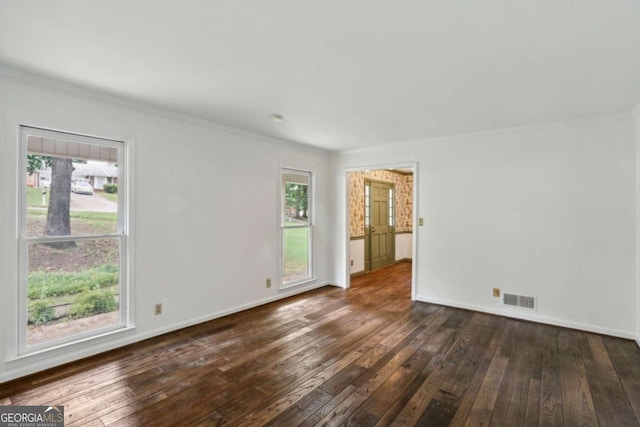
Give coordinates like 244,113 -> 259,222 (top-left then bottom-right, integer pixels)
370,180 -> 395,270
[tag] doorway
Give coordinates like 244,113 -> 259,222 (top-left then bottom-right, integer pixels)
346,165 -> 416,298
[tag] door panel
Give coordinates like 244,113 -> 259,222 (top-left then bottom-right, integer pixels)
370,181 -> 394,270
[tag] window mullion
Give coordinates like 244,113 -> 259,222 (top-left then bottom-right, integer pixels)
24,234 -> 121,244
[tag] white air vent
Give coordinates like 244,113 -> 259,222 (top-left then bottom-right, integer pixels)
503,293 -> 535,310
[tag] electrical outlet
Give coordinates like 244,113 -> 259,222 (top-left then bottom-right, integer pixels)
266,278 -> 271,288
419,218 -> 424,226
155,303 -> 162,315
492,288 -> 500,298
350,260 -> 354,266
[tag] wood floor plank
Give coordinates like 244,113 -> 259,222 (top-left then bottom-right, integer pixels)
298,385 -> 357,427
558,330 -> 598,426
463,355 -> 509,427
1,261 -> 639,426
346,347 -> 435,426
524,379 -> 541,427
580,334 -> 617,426
262,388 -> 333,427
448,316 -> 507,427
232,316 -> 392,425
603,336 -> 640,422
490,322 -> 539,426
374,326 -> 458,427
328,311 -> 455,425
539,324 -> 564,427
391,319 -> 484,425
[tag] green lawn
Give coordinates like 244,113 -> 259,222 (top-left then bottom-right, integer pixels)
28,208 -> 117,235
27,209 -> 116,221
284,227 -> 309,277
26,186 -> 49,207
99,192 -> 118,203
27,264 -> 120,324
28,264 -> 119,299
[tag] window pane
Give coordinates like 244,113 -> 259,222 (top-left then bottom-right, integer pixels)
389,188 -> 394,226
27,239 -> 120,346
283,172 -> 310,226
26,139 -> 119,238
365,183 -> 370,227
283,228 -> 309,283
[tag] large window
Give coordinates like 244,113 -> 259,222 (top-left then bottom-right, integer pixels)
281,168 -> 312,286
19,126 -> 128,354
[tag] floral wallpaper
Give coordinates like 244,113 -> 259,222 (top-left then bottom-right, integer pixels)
349,170 -> 413,238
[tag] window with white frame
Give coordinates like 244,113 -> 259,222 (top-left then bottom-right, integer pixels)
281,168 -> 312,286
19,126 -> 128,354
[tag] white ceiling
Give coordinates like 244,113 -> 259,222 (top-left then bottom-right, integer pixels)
1,1 -> 639,151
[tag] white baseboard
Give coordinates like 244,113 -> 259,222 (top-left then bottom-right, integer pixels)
2,281 -> 329,384
416,295 -> 636,340
325,282 -> 344,288
141,280 -> 330,340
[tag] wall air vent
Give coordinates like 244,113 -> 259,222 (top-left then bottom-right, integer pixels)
503,293 -> 535,310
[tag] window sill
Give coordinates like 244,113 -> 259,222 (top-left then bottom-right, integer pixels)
280,277 -> 317,290
10,325 -> 136,362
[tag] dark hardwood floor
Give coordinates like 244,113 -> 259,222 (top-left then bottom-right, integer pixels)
2,261 -> 640,426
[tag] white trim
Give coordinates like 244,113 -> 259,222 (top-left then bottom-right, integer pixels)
279,277 -> 318,290
0,66 -> 327,155
17,130 -> 28,353
417,295 -> 636,340
1,280 -> 328,384
635,98 -> 640,353
124,137 -> 136,329
8,326 -> 135,363
411,164 -> 419,301
181,280 -> 327,328
1,66 -> 634,154
3,113 -> 20,367
343,113 -> 632,155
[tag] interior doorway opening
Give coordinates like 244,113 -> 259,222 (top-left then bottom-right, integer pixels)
346,164 -> 416,299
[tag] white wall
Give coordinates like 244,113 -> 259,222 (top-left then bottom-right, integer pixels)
396,233 -> 413,261
0,72 -> 333,382
334,116 -> 637,338
349,239 -> 365,274
349,233 -> 412,275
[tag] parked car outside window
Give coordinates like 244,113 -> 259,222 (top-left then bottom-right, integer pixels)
71,180 -> 94,195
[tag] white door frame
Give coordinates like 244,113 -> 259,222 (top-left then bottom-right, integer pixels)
344,162 -> 418,300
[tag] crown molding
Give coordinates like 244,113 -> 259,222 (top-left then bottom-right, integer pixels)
343,112 -> 633,155
2,64 -> 636,154
0,65 -> 331,155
